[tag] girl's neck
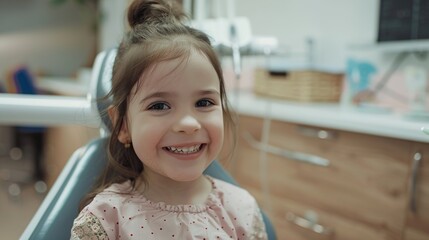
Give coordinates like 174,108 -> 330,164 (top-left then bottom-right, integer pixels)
137,174 -> 212,205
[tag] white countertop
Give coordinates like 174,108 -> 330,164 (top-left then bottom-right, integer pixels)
37,77 -> 88,96
230,90 -> 429,143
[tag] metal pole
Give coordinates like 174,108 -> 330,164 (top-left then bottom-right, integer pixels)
0,94 -> 100,127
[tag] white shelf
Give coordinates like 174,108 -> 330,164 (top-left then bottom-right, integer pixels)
231,91 -> 429,143
37,77 -> 88,96
349,40 -> 429,53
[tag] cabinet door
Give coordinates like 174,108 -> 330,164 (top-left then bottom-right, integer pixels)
233,115 -> 411,240
403,143 -> 429,240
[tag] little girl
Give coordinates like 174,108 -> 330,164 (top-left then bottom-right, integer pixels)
71,0 -> 267,239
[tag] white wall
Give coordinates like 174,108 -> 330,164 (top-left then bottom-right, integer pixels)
0,1 -> 96,79
98,0 -> 129,51
228,0 -> 429,111
235,0 -> 379,70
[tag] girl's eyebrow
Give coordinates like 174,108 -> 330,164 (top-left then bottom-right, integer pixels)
198,89 -> 220,96
140,89 -> 220,104
140,91 -> 174,104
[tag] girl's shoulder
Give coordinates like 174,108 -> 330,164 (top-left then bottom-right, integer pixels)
85,181 -> 135,209
209,176 -> 259,211
71,209 -> 109,240
210,177 -> 255,198
208,177 -> 268,239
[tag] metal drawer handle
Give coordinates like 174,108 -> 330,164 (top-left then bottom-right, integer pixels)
409,151 -> 422,213
298,126 -> 337,140
422,127 -> 429,136
286,211 -> 333,236
242,132 -> 330,167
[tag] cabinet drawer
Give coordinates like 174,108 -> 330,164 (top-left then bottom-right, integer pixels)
234,115 -> 412,240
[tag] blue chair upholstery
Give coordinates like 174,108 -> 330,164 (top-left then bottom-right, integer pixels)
20,49 -> 277,240
20,138 -> 107,240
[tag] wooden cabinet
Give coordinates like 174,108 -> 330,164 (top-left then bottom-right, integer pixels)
228,115 -> 429,240
403,143 -> 429,240
44,126 -> 99,187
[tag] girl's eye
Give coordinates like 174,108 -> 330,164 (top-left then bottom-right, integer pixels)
196,99 -> 214,107
148,102 -> 170,111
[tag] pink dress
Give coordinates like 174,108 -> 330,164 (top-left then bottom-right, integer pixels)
71,176 -> 267,240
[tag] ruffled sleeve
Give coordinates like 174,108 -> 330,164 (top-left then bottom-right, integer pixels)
70,209 -> 109,240
250,207 -> 268,240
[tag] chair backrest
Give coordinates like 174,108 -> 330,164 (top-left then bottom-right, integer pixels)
20,137 -> 107,240
20,50 -> 277,240
89,48 -> 117,133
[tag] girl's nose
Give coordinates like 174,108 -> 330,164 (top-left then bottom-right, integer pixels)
173,115 -> 201,134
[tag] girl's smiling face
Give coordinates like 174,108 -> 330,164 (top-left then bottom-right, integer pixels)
118,50 -> 224,182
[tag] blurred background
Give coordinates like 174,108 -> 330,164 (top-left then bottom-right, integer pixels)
1,0 -> 428,239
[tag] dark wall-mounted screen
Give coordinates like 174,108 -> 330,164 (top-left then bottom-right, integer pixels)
377,0 -> 429,42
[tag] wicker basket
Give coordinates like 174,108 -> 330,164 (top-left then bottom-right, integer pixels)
253,69 -> 344,102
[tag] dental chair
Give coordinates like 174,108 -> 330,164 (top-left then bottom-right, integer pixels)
20,49 -> 277,240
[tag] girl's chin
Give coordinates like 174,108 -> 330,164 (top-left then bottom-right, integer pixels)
162,167 -> 207,182
168,172 -> 204,182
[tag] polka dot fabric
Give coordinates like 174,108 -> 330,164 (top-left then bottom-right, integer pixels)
71,177 -> 267,239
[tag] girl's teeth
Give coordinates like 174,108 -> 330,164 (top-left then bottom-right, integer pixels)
167,144 -> 201,154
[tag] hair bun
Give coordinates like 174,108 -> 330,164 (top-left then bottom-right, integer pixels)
127,0 -> 185,28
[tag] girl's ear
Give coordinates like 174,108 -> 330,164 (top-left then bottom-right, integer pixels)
108,105 -> 130,144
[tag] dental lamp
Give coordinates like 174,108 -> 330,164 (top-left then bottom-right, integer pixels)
186,0 -> 279,80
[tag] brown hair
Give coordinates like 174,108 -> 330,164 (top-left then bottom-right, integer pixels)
80,0 -> 236,210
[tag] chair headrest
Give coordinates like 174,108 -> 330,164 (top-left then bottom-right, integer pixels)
89,48 -> 117,132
